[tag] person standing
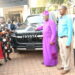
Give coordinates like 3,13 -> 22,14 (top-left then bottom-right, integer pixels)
58,6 -> 73,74
72,5 -> 75,65
36,11 -> 58,66
7,20 -> 16,31
2,30 -> 12,61
0,17 -> 6,64
0,32 -> 4,66
0,17 -> 12,62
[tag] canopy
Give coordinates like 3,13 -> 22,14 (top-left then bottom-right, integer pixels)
0,0 -> 28,7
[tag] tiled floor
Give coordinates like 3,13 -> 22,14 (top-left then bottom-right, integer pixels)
0,51 -> 75,75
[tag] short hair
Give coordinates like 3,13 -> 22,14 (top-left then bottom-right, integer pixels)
0,17 -> 5,23
61,6 -> 67,10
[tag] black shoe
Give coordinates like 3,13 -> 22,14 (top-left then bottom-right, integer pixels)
7,57 -> 11,60
0,63 -> 3,66
5,59 -> 8,62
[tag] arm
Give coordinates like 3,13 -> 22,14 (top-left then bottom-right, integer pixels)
73,21 -> 75,35
73,16 -> 75,35
50,20 -> 57,44
36,26 -> 43,31
66,17 -> 73,46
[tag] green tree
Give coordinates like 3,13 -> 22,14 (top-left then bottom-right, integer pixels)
49,0 -> 68,4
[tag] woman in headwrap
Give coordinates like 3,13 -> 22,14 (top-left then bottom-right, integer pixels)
36,11 -> 58,66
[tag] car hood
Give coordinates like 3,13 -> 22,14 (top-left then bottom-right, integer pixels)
15,24 -> 42,34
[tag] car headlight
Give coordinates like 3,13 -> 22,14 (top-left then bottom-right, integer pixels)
37,35 -> 43,38
11,33 -> 16,37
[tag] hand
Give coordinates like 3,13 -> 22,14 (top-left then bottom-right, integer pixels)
50,42 -> 55,45
35,28 -> 38,31
2,31 -> 7,34
66,46 -> 70,48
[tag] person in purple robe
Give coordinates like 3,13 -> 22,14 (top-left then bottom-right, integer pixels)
36,11 -> 58,66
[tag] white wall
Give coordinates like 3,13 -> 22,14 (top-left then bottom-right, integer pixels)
22,5 -> 30,22
0,8 -> 4,17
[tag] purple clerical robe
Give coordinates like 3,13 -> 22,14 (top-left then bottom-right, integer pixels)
37,19 -> 58,66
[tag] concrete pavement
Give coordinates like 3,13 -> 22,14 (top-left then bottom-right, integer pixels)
0,51 -> 75,75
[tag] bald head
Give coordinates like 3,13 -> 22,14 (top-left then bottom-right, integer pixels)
59,6 -> 67,16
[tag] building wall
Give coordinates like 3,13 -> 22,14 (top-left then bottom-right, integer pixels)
29,0 -> 48,8
0,0 -> 49,22
3,6 -> 24,22
22,5 -> 30,22
0,8 -> 3,16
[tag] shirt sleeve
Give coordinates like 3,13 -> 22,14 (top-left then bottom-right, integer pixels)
36,26 -> 43,30
66,16 -> 73,46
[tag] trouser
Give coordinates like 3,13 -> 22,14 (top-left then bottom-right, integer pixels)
2,49 -> 10,62
58,37 -> 71,70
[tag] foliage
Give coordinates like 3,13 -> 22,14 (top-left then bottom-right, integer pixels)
49,0 -> 68,4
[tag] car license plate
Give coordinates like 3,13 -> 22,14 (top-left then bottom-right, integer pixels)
26,44 -> 35,50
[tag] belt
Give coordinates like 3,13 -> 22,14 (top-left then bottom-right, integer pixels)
60,36 -> 67,38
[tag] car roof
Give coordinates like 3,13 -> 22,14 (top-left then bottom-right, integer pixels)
27,14 -> 41,17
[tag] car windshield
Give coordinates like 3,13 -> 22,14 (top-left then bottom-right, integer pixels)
25,15 -> 43,25
17,15 -> 43,30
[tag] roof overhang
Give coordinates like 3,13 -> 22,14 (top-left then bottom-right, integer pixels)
0,0 -> 28,8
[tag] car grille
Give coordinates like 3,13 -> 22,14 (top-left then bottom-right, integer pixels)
15,31 -> 42,43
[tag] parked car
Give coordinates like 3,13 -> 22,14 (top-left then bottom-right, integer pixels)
11,15 -> 43,52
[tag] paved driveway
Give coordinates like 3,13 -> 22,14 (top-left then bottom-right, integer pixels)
0,51 -> 75,75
